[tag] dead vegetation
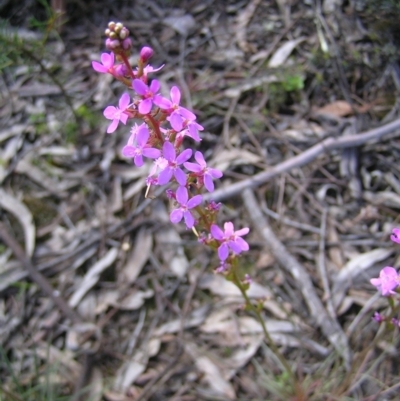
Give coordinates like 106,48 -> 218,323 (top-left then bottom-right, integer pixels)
1,0 -> 400,400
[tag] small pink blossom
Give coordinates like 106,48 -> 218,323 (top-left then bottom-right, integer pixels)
121,124 -> 160,166
174,108 -> 203,142
184,151 -> 223,192
372,311 -> 384,323
215,261 -> 230,274
391,228 -> 400,245
211,222 -> 250,261
157,141 -> 192,186
103,93 -> 131,133
92,52 -> 115,74
154,86 -> 195,132
206,200 -> 222,211
370,266 -> 400,296
137,64 -> 164,78
133,79 -> 160,114
170,186 -> 202,229
149,156 -> 168,178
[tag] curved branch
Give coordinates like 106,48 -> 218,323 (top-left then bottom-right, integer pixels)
206,118 -> 400,202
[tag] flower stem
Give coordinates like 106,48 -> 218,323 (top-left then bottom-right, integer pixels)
231,265 -> 302,395
120,53 -> 135,80
145,114 -> 163,143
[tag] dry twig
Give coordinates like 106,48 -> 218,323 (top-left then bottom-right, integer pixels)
242,189 -> 352,368
206,118 -> 400,202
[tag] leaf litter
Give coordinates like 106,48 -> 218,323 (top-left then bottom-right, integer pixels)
1,1 -> 400,400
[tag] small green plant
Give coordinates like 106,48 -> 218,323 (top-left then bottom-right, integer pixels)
281,73 -> 304,92
266,70 -> 305,113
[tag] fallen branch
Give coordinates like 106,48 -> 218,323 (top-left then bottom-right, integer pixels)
206,118 -> 400,202
242,189 -> 352,368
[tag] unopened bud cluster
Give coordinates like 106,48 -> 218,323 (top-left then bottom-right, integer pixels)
105,21 -> 132,53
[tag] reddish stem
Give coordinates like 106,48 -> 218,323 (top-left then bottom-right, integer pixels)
120,53 -> 135,80
145,114 -> 163,144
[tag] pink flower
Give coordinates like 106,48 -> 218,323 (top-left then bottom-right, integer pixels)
149,156 -> 168,178
215,261 -> 230,273
184,151 -> 223,192
92,52 -> 115,74
372,311 -> 384,323
370,266 -> 400,296
139,64 -> 164,78
211,222 -> 250,261
103,93 -> 131,133
132,79 -> 160,114
121,124 -> 160,166
157,141 -> 192,186
154,86 -> 196,131
170,186 -> 202,229
175,109 -> 203,142
391,228 -> 400,245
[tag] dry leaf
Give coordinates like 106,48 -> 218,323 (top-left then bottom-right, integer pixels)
235,0 -> 262,52
120,228 -> 152,284
224,75 -> 278,98
114,338 -> 161,392
195,273 -> 287,318
197,273 -> 270,298
201,314 -> 297,336
0,188 -> 35,257
163,13 -> 196,36
268,38 -> 305,68
213,148 -> 261,172
113,289 -> 154,310
16,159 -> 79,194
327,223 -> 344,269
223,336 -> 263,380
336,248 -> 393,283
66,322 -> 101,351
153,305 -> 209,336
314,100 -> 353,118
94,289 -> 119,315
87,367 -> 103,401
185,342 -> 236,400
332,248 -> 394,310
363,191 -> 400,209
69,248 -> 118,308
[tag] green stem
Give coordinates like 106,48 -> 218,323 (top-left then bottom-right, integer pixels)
231,265 -> 301,394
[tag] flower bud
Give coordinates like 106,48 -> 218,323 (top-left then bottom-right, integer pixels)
108,21 -> 116,30
105,38 -> 120,51
115,22 -> 123,33
373,312 -> 384,323
114,63 -> 130,78
140,46 -> 154,63
119,27 -> 129,39
122,38 -> 132,50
